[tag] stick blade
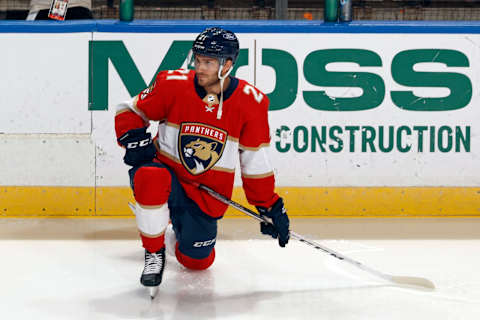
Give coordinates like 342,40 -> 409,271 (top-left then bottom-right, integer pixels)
390,276 -> 435,291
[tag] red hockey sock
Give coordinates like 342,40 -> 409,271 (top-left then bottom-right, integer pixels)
140,233 -> 165,253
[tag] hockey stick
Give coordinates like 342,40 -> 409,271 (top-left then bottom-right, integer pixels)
194,182 -> 435,291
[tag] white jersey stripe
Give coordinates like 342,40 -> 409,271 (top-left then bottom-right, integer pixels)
116,97 -> 150,122
239,147 -> 273,176
215,138 -> 238,170
156,122 -> 180,160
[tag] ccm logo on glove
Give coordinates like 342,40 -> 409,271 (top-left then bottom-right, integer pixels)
126,138 -> 151,149
117,127 -> 156,167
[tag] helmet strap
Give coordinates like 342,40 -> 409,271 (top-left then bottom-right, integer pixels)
216,60 -> 233,120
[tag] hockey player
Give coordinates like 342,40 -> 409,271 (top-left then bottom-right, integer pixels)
114,27 -> 290,297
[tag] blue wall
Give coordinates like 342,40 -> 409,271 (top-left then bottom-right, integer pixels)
1,20 -> 480,33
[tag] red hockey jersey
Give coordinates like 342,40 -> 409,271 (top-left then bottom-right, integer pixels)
115,69 -> 279,218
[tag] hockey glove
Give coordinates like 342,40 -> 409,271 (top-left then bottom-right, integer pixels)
117,127 -> 156,167
256,197 -> 290,247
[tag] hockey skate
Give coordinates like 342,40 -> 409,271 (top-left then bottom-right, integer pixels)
141,248 -> 166,299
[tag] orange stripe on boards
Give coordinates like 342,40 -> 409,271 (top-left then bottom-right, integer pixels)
273,187 -> 480,217
223,187 -> 480,218
0,186 -> 94,216
0,186 -> 479,217
96,187 -> 134,216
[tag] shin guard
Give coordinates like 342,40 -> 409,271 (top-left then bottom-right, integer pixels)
132,166 -> 172,251
133,166 -> 171,206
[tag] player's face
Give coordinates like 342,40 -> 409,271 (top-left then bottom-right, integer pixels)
194,55 -> 221,87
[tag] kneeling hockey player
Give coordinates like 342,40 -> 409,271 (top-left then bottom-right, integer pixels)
114,27 -> 290,297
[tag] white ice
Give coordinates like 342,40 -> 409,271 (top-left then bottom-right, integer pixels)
1,237 -> 480,319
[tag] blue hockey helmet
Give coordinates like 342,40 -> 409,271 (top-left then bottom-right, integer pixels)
192,27 -> 240,65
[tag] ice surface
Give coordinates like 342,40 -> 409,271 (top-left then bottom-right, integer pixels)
0,239 -> 479,319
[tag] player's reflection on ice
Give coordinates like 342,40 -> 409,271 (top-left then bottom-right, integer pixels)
90,261 -> 386,320
161,268 -> 218,320
90,265 -> 275,320
89,265 -> 219,319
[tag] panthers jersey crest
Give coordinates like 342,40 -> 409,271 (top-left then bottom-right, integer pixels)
179,123 -> 227,175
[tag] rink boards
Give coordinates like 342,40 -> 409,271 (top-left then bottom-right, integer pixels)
0,21 -> 479,217
1,186 -> 479,217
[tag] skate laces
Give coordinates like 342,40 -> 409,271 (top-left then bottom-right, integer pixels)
144,251 -> 164,274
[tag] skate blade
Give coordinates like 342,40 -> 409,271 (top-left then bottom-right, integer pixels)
149,286 -> 159,299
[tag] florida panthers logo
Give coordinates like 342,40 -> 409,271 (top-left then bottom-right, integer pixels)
179,123 -> 227,175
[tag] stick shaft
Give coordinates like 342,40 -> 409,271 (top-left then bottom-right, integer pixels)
197,183 -> 392,283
